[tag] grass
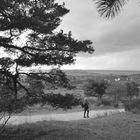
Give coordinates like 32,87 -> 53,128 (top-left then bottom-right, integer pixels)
17,103 -> 122,116
17,96 -> 124,116
1,112 -> 140,140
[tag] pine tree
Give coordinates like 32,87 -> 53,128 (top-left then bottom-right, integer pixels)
94,0 -> 129,18
0,0 -> 94,113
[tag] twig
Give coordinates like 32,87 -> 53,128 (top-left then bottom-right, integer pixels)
17,80 -> 31,96
0,112 -> 5,122
0,113 -> 11,133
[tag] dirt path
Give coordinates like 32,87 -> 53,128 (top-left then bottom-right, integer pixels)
5,108 -> 125,125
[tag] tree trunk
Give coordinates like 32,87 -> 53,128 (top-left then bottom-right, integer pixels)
98,95 -> 102,104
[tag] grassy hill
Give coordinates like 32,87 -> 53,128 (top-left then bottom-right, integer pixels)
2,112 -> 140,140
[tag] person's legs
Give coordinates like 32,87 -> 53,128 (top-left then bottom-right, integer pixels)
87,109 -> 89,118
84,109 -> 86,118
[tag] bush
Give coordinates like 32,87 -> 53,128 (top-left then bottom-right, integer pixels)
42,93 -> 81,109
123,98 -> 140,113
113,103 -> 119,108
101,98 -> 113,106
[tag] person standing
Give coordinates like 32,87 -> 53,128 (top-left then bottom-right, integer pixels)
82,98 -> 89,118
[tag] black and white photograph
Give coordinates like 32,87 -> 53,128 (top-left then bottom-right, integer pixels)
0,0 -> 140,139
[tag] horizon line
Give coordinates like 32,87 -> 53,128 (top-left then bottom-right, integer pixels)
61,69 -> 140,71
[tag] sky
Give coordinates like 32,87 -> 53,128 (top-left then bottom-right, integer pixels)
56,0 -> 140,70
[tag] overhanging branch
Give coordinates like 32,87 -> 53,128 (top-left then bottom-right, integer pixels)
0,43 -> 36,57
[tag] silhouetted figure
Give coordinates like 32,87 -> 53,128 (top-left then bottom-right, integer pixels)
82,99 -> 89,118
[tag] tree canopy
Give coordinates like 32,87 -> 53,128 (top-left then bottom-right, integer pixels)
84,79 -> 109,101
126,81 -> 139,100
0,0 -> 94,113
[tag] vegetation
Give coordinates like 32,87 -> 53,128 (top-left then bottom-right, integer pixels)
1,69 -> 140,138
107,82 -> 126,106
0,0 -> 139,138
94,0 -> 132,18
125,81 -> 139,101
1,113 -> 140,140
123,98 -> 140,113
0,0 -> 94,131
84,79 -> 109,102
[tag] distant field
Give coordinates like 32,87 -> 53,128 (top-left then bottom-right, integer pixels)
64,70 -> 140,76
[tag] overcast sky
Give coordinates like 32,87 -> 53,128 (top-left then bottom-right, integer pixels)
56,0 -> 140,70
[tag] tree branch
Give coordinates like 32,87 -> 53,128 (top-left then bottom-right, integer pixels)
16,80 -> 31,96
0,43 -> 36,57
23,46 -> 71,52
0,69 -> 13,78
0,113 -> 12,133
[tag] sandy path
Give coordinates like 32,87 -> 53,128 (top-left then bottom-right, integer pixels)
3,108 -> 125,125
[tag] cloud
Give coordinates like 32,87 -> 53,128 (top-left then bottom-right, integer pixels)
95,1 -> 140,55
56,0 -> 140,70
58,0 -> 140,56
61,49 -> 140,70
57,0 -> 101,39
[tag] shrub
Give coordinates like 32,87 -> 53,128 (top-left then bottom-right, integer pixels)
113,103 -> 119,108
101,98 -> 113,106
123,98 -> 140,113
84,79 -> 109,102
42,93 -> 81,109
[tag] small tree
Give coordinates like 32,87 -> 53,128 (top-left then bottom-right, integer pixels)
84,79 -> 109,102
126,81 -> 139,101
107,82 -> 126,105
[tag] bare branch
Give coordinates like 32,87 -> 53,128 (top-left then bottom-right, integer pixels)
0,113 -> 5,122
0,113 -> 12,133
16,80 -> 30,96
18,72 -> 49,76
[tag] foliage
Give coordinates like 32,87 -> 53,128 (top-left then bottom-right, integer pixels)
94,0 -> 129,18
84,79 -> 109,101
123,98 -> 140,113
0,0 -> 94,130
126,81 -> 139,101
0,0 -> 94,109
42,93 -> 81,109
101,98 -> 113,106
21,92 -> 81,110
107,82 -> 126,104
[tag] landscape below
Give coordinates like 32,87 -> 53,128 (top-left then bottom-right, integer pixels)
1,69 -> 140,140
